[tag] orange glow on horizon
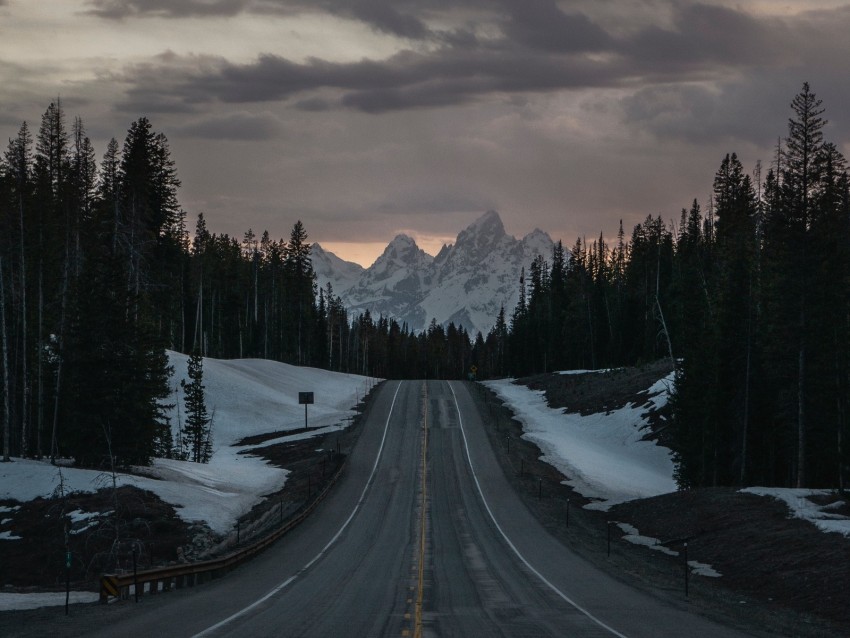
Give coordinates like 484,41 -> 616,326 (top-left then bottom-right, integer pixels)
319,233 -> 455,268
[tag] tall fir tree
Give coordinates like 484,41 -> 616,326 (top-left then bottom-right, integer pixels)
181,352 -> 211,464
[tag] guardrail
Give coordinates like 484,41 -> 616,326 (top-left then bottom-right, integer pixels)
99,461 -> 346,603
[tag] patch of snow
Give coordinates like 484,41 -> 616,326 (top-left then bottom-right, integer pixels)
0,530 -> 22,540
0,505 -> 20,514
0,591 -> 99,611
67,509 -> 110,535
689,561 -> 722,578
615,522 -> 678,556
741,487 -> 850,537
615,522 -> 722,576
558,368 -> 620,375
67,509 -> 104,523
233,424 -> 347,452
485,372 -> 677,510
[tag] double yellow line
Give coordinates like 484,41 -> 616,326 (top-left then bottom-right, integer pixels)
414,382 -> 428,638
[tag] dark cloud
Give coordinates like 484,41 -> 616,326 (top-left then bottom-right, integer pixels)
347,1 -> 429,39
293,97 -> 334,112
88,0 -> 437,39
172,112 -> 281,139
116,46 -> 624,115
87,0 -> 251,19
621,3 -> 788,72
98,0 -> 850,150
502,0 -> 612,53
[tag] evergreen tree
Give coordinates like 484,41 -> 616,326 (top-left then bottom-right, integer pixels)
181,352 -> 211,464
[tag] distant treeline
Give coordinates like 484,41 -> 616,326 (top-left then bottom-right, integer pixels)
1,84 -> 848,492
0,99 -> 481,468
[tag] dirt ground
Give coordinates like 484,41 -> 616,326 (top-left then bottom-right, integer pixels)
469,366 -> 850,638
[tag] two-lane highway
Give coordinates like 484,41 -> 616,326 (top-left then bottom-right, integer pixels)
5,380 -> 761,638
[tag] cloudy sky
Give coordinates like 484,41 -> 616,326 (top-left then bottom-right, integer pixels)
2,1 -> 849,265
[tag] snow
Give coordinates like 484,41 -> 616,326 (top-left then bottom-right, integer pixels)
558,368 -> 620,375
614,522 -> 721,577
741,487 -> 850,537
323,210 -> 556,335
615,522 -> 679,556
485,372 -> 677,510
0,530 -> 22,540
0,591 -> 100,611
0,352 -> 371,538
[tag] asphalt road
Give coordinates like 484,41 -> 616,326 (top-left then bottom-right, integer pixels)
3,380 -> 758,637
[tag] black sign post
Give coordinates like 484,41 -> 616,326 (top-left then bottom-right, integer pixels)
299,392 -> 314,431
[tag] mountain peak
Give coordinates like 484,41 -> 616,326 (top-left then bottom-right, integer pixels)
387,233 -> 417,248
370,233 -> 432,274
467,210 -> 505,236
450,210 -> 511,266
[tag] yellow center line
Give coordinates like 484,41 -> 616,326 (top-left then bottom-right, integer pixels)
414,382 -> 428,638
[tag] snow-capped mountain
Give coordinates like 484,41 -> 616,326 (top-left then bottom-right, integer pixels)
314,211 -> 555,336
312,243 -> 365,295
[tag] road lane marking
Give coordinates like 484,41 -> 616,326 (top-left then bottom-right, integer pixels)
447,382 -> 630,638
192,381 -> 404,638
414,382 -> 428,638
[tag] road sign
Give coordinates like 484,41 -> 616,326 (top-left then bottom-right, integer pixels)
101,576 -> 119,598
299,392 -> 314,405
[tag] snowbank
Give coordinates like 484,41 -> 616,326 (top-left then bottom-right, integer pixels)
741,487 -> 850,537
0,353 -> 372,536
0,591 -> 100,611
485,372 -> 677,510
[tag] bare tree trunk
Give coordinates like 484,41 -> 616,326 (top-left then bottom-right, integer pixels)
797,306 -> 806,488
37,266 -> 43,459
655,243 -> 676,374
741,275 -> 753,486
836,328 -> 845,494
193,274 -> 202,353
50,241 -> 70,462
18,200 -> 28,457
1,257 -> 11,462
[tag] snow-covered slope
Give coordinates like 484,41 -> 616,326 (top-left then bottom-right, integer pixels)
0,352 -> 371,535
312,242 -> 365,295
342,234 -> 434,327
320,211 -> 555,335
485,372 -> 678,510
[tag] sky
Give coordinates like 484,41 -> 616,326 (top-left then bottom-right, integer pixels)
2,1 -> 849,266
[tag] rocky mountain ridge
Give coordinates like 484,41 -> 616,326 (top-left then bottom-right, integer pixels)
314,210 -> 555,336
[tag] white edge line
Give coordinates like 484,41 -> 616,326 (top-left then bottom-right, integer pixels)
447,381 -> 630,638
192,381 -> 404,638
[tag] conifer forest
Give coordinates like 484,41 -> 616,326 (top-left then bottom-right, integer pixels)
1,84 -> 848,492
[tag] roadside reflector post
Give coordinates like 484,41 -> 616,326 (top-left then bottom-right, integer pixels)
133,548 -> 139,603
684,542 -> 689,598
65,550 -> 71,615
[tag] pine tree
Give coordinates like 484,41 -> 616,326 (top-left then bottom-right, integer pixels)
181,352 -> 211,463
